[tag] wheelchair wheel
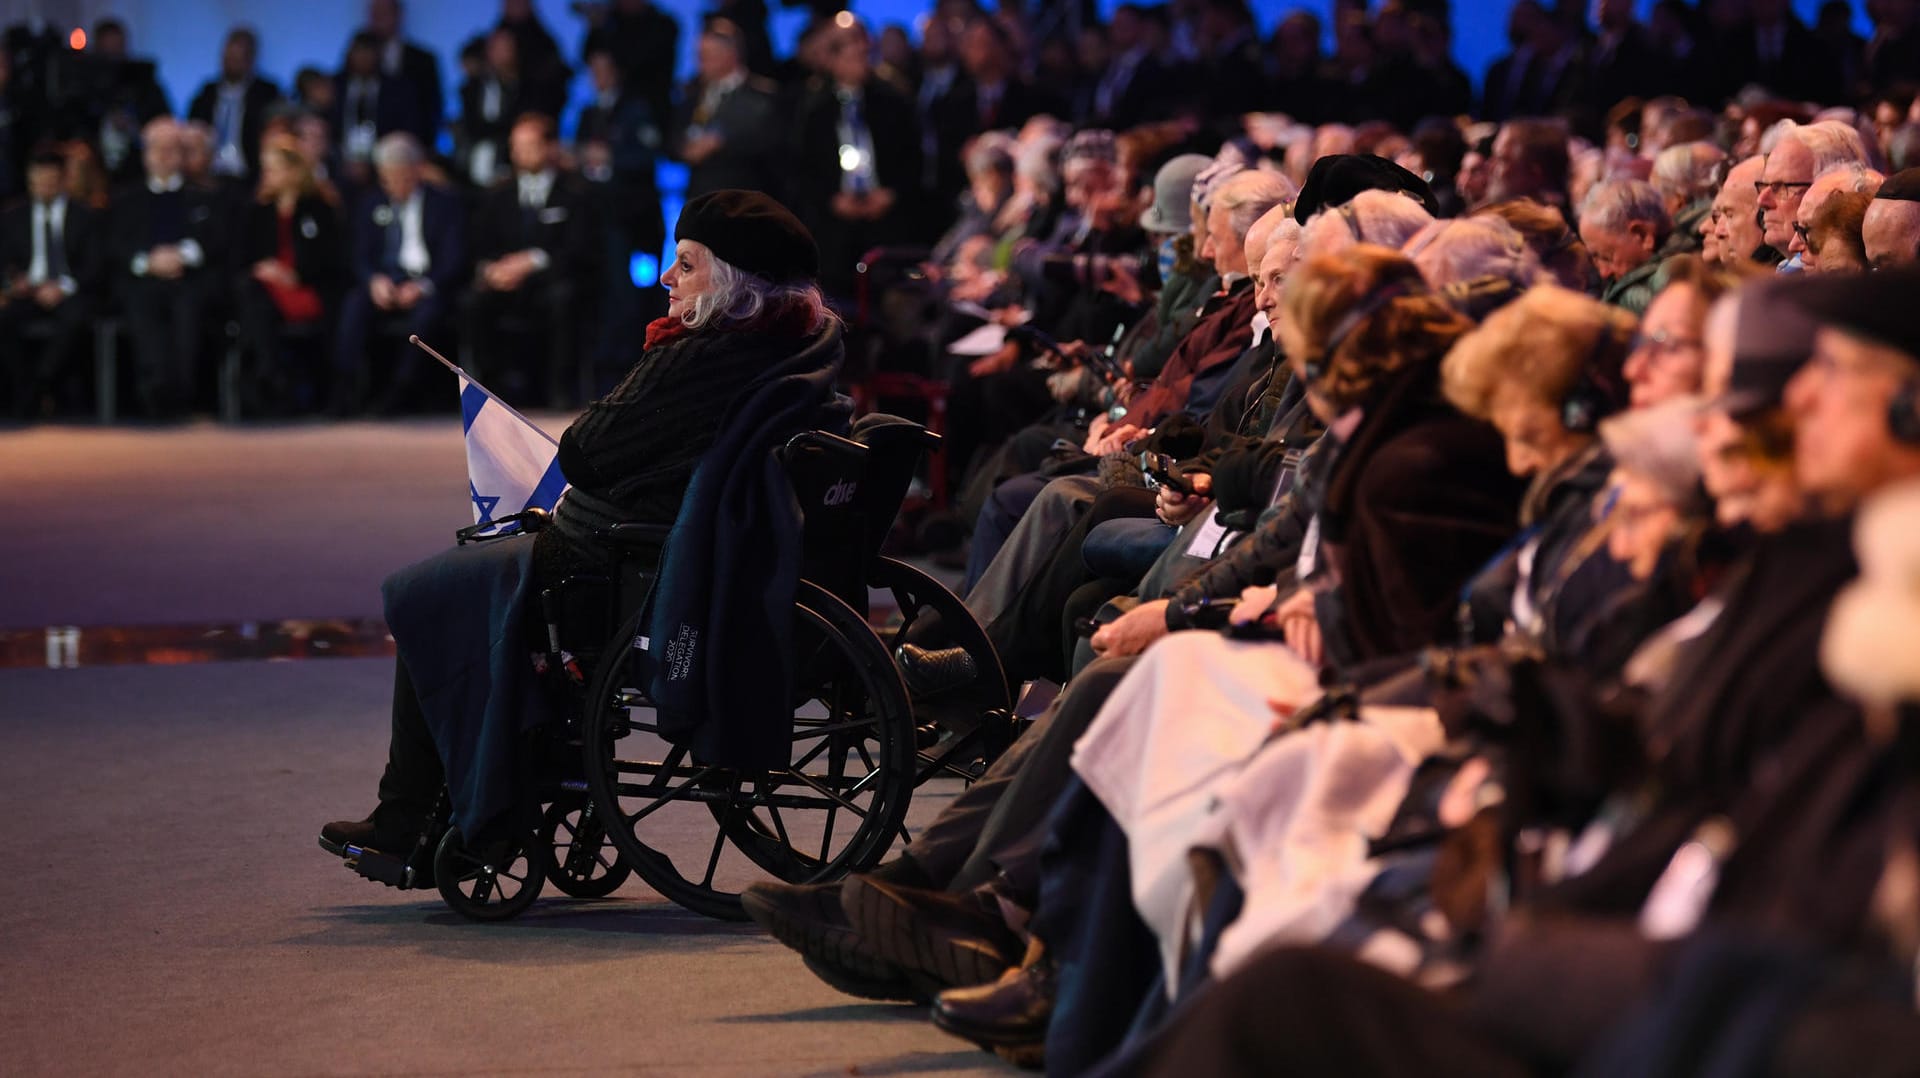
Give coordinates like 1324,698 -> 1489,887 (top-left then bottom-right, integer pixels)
582,582 -> 917,920
540,798 -> 631,899
434,826 -> 544,922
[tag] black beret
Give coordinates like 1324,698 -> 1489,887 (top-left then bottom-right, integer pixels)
1786,266 -> 1920,362
675,189 -> 820,285
1876,168 -> 1920,203
1293,153 -> 1439,223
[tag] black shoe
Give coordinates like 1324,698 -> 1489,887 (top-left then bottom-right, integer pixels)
741,879 -> 928,1003
841,873 -> 1023,992
931,955 -> 1055,1062
318,806 -> 425,856
896,644 -> 980,697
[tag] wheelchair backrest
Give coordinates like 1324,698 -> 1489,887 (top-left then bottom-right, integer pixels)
779,421 -> 939,611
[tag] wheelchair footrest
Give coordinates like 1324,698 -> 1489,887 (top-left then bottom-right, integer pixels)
343,846 -> 421,889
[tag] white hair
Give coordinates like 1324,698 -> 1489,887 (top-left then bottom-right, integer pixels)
1301,188 -> 1436,258
1651,142 -> 1727,204
372,132 -> 424,168
1772,119 -> 1872,174
1601,396 -> 1707,512
1580,177 -> 1672,236
1402,217 -> 1543,290
680,245 -> 837,333
1813,162 -> 1885,193
1213,170 -> 1297,238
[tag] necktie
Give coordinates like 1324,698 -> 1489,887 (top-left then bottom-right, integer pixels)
382,205 -> 403,273
44,206 -> 68,281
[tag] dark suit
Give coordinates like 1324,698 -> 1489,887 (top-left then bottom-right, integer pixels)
1578,26 -> 1671,119
582,2 -> 680,130
934,77 -> 1056,141
1086,49 -> 1168,130
462,171 -> 592,406
456,76 -> 568,187
187,75 -> 284,183
333,184 -> 466,412
1724,18 -> 1841,105
110,180 -> 230,416
0,198 -> 104,414
331,75 -> 427,167
793,78 -> 923,298
233,195 -> 346,412
673,74 -> 783,199
576,91 -> 667,382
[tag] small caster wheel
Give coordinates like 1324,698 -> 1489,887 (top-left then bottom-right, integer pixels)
434,826 -> 544,922
541,799 -> 631,899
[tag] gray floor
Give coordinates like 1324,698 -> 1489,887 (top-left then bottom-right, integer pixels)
0,422 -> 1010,1077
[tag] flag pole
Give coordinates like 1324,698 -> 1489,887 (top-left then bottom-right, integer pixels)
409,335 -> 560,448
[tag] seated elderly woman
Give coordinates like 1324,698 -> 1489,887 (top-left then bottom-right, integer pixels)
319,191 -> 842,859
1621,253 -> 1745,408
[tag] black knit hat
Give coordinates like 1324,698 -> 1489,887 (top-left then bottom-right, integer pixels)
1293,154 -> 1439,223
675,189 -> 820,284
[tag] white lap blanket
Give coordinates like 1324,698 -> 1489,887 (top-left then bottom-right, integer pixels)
1070,631 -> 1442,992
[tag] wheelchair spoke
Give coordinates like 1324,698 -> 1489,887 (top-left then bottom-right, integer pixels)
789,717 -> 881,743
789,733 -> 832,774
765,801 -> 793,851
620,764 -> 721,827
782,766 -> 870,820
700,777 -> 741,889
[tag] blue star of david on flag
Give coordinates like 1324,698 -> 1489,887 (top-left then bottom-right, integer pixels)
457,375 -> 567,536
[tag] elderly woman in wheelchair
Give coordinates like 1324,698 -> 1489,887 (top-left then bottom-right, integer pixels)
318,191 -> 852,900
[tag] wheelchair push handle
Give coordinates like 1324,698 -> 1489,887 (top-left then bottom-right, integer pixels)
782,429 -> 869,460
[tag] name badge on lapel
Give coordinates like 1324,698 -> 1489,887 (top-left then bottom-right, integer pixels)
538,207 -> 568,225
373,205 -> 394,227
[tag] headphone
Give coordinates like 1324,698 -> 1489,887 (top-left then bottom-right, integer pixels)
1561,324 -> 1629,433
1889,378 -> 1920,444
1305,277 -> 1424,387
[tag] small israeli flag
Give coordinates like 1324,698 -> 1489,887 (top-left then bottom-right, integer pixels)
458,375 -> 568,535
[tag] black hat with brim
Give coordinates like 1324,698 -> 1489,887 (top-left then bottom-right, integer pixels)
1292,154 -> 1439,223
1786,266 -> 1920,364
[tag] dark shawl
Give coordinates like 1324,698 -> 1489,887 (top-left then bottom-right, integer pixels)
645,321 -> 847,769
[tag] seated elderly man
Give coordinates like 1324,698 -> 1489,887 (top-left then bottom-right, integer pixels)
1863,168 -> 1920,270
1092,268 -> 1920,1078
1649,141 -> 1726,258
1785,164 -> 1883,271
330,132 -> 466,413
1705,154 -> 1768,268
1578,178 -> 1671,313
1755,119 -> 1873,270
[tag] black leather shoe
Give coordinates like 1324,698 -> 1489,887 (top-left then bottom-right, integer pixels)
318,807 -> 426,857
318,816 -> 379,855
841,873 -> 1023,992
896,644 -> 979,697
741,879 -> 928,1003
931,955 -> 1055,1063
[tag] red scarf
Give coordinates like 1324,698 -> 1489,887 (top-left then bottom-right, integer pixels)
643,300 -> 821,351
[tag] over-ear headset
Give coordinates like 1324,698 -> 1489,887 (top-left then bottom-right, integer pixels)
1305,277 -> 1424,386
1889,378 -> 1920,444
1561,324 -> 1629,433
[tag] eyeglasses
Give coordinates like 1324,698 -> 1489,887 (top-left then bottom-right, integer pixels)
1629,329 -> 1704,358
1792,222 -> 1813,246
1753,179 -> 1813,198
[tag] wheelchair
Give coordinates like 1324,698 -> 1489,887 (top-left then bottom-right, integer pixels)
335,419 -> 1014,923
